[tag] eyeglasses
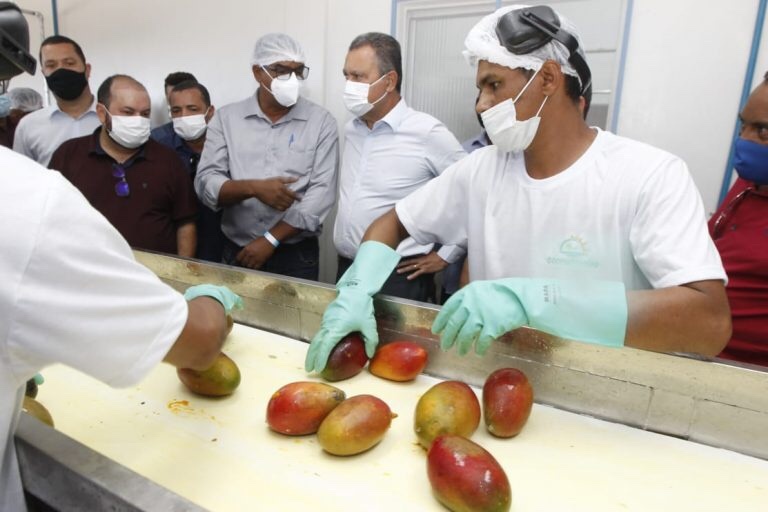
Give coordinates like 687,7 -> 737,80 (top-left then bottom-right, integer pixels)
262,64 -> 310,81
712,186 -> 753,239
112,164 -> 130,197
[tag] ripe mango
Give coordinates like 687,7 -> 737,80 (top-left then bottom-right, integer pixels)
177,352 -> 241,397
225,314 -> 234,336
483,368 -> 534,438
317,394 -> 395,456
25,378 -> 38,399
320,333 -> 368,382
414,380 -> 480,449
22,396 -> 54,427
369,341 -> 428,382
267,381 -> 346,436
427,434 -> 511,512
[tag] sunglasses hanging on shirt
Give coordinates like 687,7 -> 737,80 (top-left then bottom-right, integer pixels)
112,163 -> 130,197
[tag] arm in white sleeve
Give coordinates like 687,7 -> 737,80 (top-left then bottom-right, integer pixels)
437,244 -> 466,264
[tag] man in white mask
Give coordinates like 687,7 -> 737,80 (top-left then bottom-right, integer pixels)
151,80 -> 224,262
333,32 -> 467,303
306,5 -> 731,373
48,74 -> 198,258
195,33 -> 339,280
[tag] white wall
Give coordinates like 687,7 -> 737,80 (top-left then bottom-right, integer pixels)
616,0 -> 762,215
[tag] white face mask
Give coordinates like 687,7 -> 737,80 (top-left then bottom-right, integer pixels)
481,69 -> 548,153
263,68 -> 300,107
172,110 -> 209,141
343,73 -> 388,117
106,112 -> 150,149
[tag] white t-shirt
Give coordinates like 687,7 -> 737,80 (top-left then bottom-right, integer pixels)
0,148 -> 188,511
397,129 -> 726,289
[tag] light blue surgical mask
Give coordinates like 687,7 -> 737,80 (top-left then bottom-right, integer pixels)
0,95 -> 11,117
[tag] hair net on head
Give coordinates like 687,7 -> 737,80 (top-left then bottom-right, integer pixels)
7,87 -> 43,112
251,33 -> 306,67
463,4 -> 587,88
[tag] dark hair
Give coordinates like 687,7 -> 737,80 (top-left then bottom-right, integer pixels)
40,35 -> 86,64
97,74 -> 145,109
164,71 -> 197,88
563,75 -> 582,105
349,32 -> 402,92
170,80 -> 211,107
519,67 -> 583,116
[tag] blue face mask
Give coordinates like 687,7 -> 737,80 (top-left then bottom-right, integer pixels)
734,138 -> 768,186
0,95 -> 10,117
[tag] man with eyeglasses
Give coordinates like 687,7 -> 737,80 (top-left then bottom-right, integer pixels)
708,73 -> 768,367
306,5 -> 731,373
195,33 -> 339,280
49,75 -> 198,258
333,32 -> 467,303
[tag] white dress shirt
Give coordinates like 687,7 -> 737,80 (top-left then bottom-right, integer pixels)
13,95 -> 100,166
334,99 -> 466,262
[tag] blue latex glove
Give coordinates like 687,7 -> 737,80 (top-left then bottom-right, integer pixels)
305,241 -> 401,373
432,278 -> 628,356
183,284 -> 243,314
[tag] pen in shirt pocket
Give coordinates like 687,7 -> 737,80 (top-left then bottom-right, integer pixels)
289,133 -> 294,148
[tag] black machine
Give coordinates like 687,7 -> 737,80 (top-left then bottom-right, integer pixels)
0,1 -> 36,87
495,5 -> 592,106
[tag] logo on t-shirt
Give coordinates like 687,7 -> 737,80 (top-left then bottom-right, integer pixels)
545,235 -> 600,268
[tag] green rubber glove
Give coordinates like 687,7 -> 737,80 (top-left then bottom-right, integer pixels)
432,278 -> 628,356
183,284 -> 243,314
305,241 -> 401,373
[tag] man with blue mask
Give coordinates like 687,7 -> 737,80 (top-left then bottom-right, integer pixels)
196,33 -> 339,280
333,32 -> 467,303
708,73 -> 768,366
306,5 -> 731,373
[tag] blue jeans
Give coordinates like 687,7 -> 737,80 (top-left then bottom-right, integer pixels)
222,237 -> 319,281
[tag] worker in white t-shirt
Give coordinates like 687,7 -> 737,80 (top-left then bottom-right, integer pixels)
305,4 -> 731,373
0,6 -> 242,511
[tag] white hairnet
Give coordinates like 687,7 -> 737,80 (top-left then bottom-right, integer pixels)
7,87 -> 42,112
463,4 -> 587,87
251,33 -> 306,67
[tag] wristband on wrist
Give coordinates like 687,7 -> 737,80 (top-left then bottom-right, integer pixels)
263,230 -> 280,248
